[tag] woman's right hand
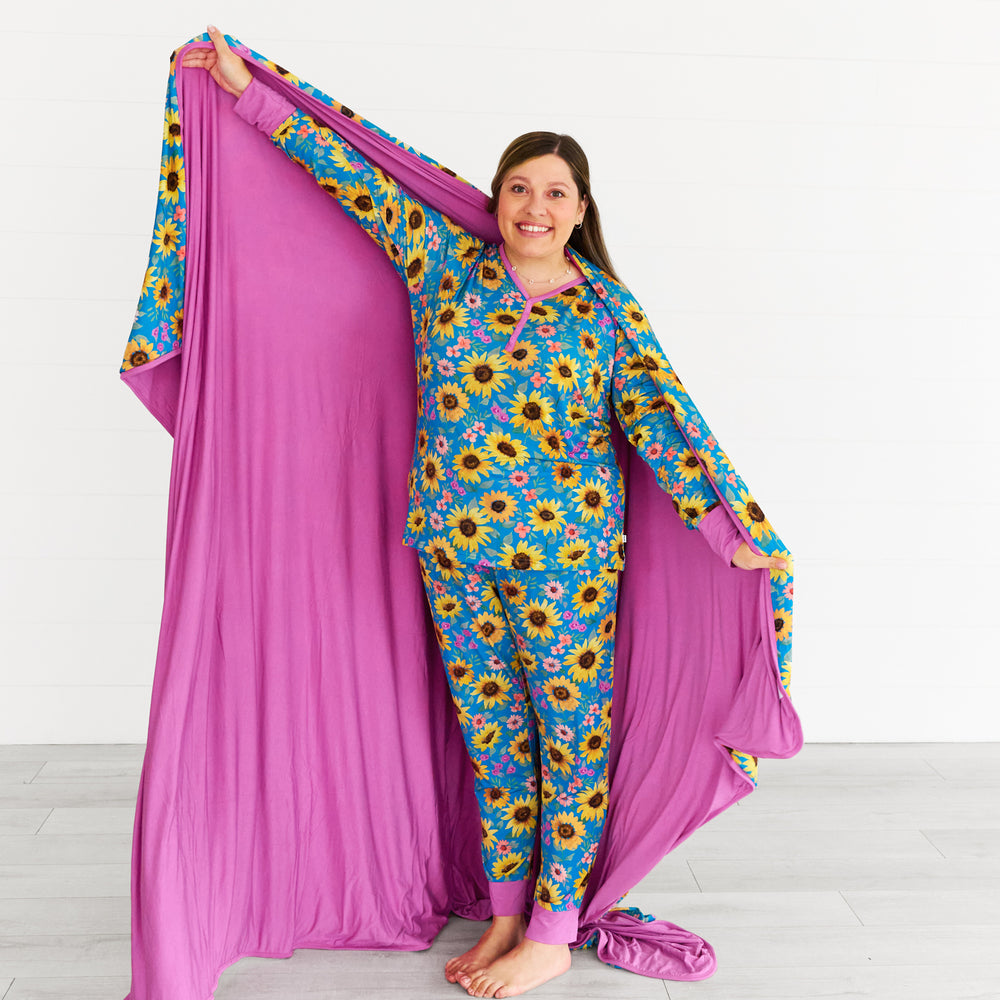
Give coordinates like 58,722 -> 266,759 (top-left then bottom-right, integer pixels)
180,25 -> 253,98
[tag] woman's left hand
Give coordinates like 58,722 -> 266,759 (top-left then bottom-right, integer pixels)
732,542 -> 787,572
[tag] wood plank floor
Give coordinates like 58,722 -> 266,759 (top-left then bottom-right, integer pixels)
0,742 -> 998,1000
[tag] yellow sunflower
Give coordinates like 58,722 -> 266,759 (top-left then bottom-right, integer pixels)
498,542 -> 546,572
473,673 -> 512,710
528,500 -> 567,536
503,796 -> 538,836
434,594 -> 462,620
484,785 -> 511,810
431,301 -> 469,340
378,196 -> 401,234
578,727 -> 609,763
550,812 -> 584,851
445,504 -> 495,554
341,182 -> 377,220
520,598 -> 562,641
435,382 -> 470,422
471,612 -> 507,647
576,779 -> 609,822
423,535 -> 463,573
485,432 -> 528,467
480,260 -> 505,290
547,355 -> 579,391
404,248 -> 428,289
545,737 -> 576,775
491,853 -> 530,880
159,155 -> 185,204
676,495 -> 715,526
473,723 -> 504,752
573,865 -> 592,900
584,363 -> 605,404
482,818 -> 498,851
564,639 -> 605,684
731,487 -> 777,544
152,218 -> 181,256
615,389 -> 647,427
577,328 -> 599,359
406,506 -> 427,537
540,780 -> 557,805
550,461 -> 581,489
505,341 -> 540,370
508,391 -> 554,435
598,610 -> 617,643
418,455 -> 445,494
479,490 -> 518,522
507,730 -> 533,764
486,309 -> 520,335
437,268 -> 459,298
452,447 -> 494,483
452,233 -> 485,264
447,659 -> 475,687
555,541 -> 592,569
121,335 -> 161,370
535,877 -> 564,910
542,677 -> 582,712
573,479 -> 612,522
573,577 -> 608,618
402,199 -> 426,242
528,302 -> 556,323
537,429 -> 567,460
497,576 -> 528,606
458,352 -> 511,398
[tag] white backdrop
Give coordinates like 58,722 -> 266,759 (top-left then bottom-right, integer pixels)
1,2 -> 997,742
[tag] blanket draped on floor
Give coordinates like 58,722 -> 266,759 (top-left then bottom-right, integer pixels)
118,31 -> 803,1000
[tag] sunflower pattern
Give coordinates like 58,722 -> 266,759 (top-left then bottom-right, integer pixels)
418,550 -> 620,912
125,36 -> 794,793
230,76 -> 727,574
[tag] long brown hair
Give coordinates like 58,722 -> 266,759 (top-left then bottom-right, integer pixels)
485,132 -> 622,285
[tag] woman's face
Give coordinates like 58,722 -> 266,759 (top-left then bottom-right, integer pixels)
495,154 -> 587,264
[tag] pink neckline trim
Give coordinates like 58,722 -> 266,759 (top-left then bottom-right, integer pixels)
498,243 -> 583,302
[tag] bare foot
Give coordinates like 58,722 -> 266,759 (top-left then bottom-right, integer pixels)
444,913 -> 526,984
458,937 -> 571,997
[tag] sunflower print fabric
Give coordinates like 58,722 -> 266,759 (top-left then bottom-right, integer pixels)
230,76 -> 725,574
123,38 -> 794,792
418,551 -> 620,910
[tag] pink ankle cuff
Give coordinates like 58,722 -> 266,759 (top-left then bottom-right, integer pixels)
488,877 -> 530,916
525,902 -> 579,944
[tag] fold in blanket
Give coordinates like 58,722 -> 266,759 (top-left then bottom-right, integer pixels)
118,31 -> 802,999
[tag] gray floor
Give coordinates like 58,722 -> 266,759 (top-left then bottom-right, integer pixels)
1,742 -> 998,1000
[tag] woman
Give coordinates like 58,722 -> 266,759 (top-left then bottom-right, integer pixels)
182,25 -> 786,1000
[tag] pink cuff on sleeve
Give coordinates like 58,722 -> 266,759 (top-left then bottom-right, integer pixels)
232,74 -> 297,135
697,503 -> 745,567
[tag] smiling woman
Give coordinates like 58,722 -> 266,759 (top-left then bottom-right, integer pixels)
118,26 -> 801,1000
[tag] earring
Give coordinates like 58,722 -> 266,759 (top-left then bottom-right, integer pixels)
575,220 -> 583,229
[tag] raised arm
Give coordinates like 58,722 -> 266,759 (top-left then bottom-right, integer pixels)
232,74 -> 477,295
610,320 -> 743,565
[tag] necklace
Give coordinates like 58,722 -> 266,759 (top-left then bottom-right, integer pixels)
509,262 -> 575,286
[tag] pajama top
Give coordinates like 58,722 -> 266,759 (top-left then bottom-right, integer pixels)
234,76 -> 743,573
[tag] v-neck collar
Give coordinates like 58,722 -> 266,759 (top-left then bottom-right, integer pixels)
498,243 -> 586,302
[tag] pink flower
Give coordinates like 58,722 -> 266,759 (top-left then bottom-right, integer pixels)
510,471 -> 529,487
472,714 -> 486,728
514,522 -> 531,538
544,581 -> 564,599
524,489 -> 537,501
646,442 -> 663,459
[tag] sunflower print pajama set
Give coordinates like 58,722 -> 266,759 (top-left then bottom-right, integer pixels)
234,76 -> 743,945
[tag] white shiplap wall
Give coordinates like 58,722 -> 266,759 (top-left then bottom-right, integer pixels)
1,2 -> 998,742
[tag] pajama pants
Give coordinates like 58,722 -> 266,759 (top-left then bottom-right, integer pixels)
416,549 -> 621,945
